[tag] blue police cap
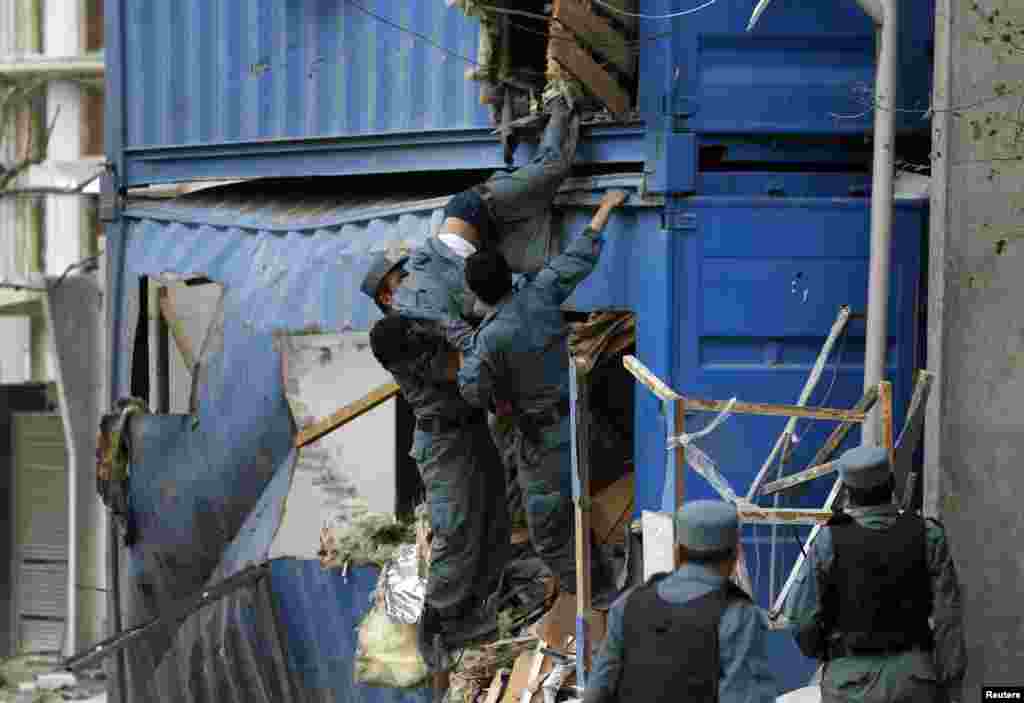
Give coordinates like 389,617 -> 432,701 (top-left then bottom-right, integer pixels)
674,500 -> 739,553
836,445 -> 892,489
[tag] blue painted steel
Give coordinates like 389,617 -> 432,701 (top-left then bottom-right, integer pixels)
106,179 -> 926,698
122,0 -> 488,148
640,0 -> 935,137
120,124 -> 648,188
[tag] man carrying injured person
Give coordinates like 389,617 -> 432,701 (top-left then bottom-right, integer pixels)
360,96 -> 580,666
440,190 -> 628,604
583,500 -> 778,703
782,446 -> 967,703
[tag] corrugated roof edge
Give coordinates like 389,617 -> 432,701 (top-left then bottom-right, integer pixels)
122,173 -> 657,233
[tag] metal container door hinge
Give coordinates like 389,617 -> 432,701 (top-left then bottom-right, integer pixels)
100,167 -> 122,223
661,211 -> 696,231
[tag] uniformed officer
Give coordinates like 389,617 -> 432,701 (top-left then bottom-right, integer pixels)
584,500 -> 778,703
360,96 -> 580,664
782,445 -> 967,703
360,95 -> 580,324
439,190 -> 627,598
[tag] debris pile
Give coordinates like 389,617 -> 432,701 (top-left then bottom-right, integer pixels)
0,657 -> 106,703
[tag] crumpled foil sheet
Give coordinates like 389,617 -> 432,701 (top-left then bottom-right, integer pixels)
381,543 -> 426,624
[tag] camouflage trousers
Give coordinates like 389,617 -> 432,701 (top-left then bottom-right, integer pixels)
410,421 -> 510,619
476,97 -> 580,271
491,413 -> 576,591
821,651 -> 947,703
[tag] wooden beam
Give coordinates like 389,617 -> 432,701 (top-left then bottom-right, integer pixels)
548,22 -> 630,117
626,354 -> 866,421
553,0 -> 632,75
806,386 -> 880,468
879,380 -> 894,466
568,358 -> 593,683
294,382 -> 400,448
623,355 -> 679,401
893,371 -> 934,505
760,461 -> 838,496
748,306 -> 851,499
683,397 -> 866,423
736,504 -> 835,526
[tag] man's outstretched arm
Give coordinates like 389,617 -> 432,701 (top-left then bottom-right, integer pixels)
534,190 -> 627,306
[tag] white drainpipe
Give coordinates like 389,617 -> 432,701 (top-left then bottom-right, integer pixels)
749,0 -> 899,447
44,0 -> 84,659
860,0 -> 898,447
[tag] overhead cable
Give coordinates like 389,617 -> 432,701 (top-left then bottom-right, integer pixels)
592,0 -> 719,20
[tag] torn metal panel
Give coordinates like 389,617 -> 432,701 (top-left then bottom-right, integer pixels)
271,332 -> 398,563
43,272 -> 107,654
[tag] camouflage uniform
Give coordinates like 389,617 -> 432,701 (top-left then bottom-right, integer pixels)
783,504 -> 967,703
367,99 -> 579,638
446,225 -> 606,589
379,319 -> 509,622
585,564 -> 779,703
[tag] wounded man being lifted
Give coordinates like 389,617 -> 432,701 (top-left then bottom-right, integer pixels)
361,94 -> 581,670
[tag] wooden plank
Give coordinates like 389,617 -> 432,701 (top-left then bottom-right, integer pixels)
760,461 -> 838,496
623,355 -> 680,401
893,371 -> 934,505
683,397 -> 866,423
548,22 -> 630,117
748,307 -> 851,499
553,0 -> 632,75
879,380 -> 894,466
735,504 -> 835,526
568,359 -> 592,681
293,382 -> 400,448
806,386 -> 880,468
626,354 -> 866,421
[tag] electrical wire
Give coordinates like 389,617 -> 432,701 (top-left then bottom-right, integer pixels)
344,0 -> 481,68
592,0 -> 719,20
53,254 -> 100,289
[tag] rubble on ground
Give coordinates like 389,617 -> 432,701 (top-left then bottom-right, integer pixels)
0,656 -> 107,703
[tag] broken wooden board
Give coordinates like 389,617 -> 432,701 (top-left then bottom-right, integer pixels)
294,381 -> 399,448
548,22 -> 630,117
735,504 -> 834,526
624,355 -> 866,422
553,0 -> 632,75
683,397 -> 865,423
760,461 -> 837,496
892,371 -> 934,504
807,385 -> 880,468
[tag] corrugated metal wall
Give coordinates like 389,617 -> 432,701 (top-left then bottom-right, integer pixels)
122,0 -> 490,149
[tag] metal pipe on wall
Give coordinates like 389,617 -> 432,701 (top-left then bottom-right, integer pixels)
43,0 -> 84,659
860,0 -> 899,447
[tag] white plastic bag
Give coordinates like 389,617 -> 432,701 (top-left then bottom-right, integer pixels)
353,599 -> 429,689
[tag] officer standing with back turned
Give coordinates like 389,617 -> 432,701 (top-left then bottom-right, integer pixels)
583,500 -> 778,703
783,445 -> 967,703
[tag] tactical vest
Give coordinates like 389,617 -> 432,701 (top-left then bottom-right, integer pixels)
616,574 -> 751,703
824,512 -> 934,654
